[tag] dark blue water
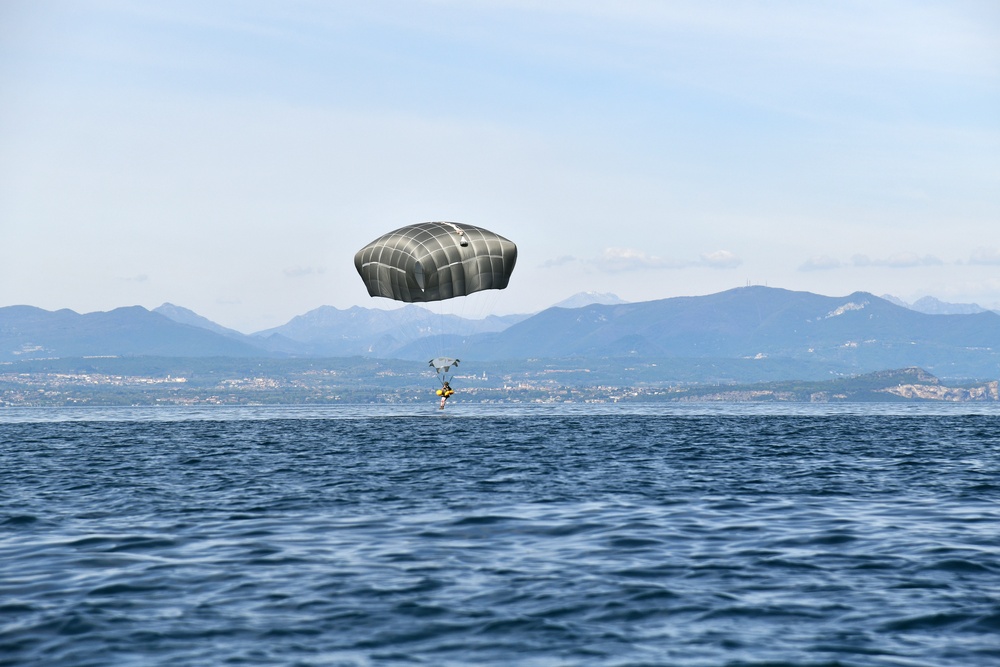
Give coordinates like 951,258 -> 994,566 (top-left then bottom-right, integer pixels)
2,405 -> 999,666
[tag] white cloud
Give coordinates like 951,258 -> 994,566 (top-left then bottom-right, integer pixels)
593,247 -> 690,272
851,254 -> 872,267
540,255 -> 577,268
700,250 -> 742,269
799,255 -> 842,271
799,252 -> 948,271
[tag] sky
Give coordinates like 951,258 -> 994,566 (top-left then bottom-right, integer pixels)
1,1 -> 998,333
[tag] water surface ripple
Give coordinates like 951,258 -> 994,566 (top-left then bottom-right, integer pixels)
2,407 -> 999,666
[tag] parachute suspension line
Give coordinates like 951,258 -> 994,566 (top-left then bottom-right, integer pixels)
425,289 -> 504,368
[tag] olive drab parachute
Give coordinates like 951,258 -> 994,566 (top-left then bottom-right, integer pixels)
354,222 -> 517,303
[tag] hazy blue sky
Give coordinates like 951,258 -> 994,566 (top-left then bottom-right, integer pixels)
2,1 -> 998,332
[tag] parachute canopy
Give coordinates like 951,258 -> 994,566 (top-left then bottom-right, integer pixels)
354,221 -> 517,303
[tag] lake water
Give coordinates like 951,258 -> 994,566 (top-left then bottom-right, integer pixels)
2,404 -> 999,666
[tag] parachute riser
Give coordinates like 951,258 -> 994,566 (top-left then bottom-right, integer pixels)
429,356 -> 460,386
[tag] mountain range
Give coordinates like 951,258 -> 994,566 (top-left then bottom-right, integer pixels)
460,287 -> 1000,377
2,287 -> 999,381
879,294 -> 999,316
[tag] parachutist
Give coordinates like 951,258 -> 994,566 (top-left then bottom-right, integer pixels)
354,221 -> 516,413
437,381 -> 455,409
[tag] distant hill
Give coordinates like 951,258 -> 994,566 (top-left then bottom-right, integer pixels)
4,287 -> 1000,381
881,294 -> 997,315
909,296 -> 991,315
670,367 -> 999,402
154,303 -> 248,338
0,305 -> 270,360
463,286 -> 1000,379
552,292 -> 627,309
251,305 -> 528,357
0,303 -> 530,361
